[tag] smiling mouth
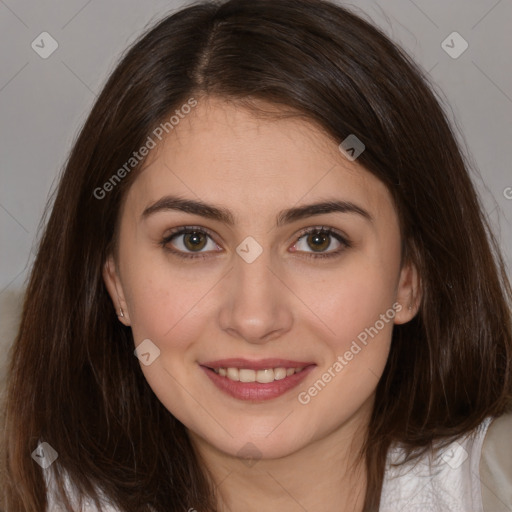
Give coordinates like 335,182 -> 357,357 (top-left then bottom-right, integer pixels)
208,366 -> 306,383
200,361 -> 316,401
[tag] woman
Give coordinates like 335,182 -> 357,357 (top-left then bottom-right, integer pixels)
2,0 -> 511,510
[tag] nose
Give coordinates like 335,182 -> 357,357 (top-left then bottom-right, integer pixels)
217,248 -> 294,345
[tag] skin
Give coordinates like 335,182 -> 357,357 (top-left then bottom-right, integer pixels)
103,96 -> 421,511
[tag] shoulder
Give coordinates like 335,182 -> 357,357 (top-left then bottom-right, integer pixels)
380,416 -> 494,512
480,412 -> 512,512
45,468 -> 121,512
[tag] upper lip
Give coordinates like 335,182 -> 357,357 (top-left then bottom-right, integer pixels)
200,358 -> 316,370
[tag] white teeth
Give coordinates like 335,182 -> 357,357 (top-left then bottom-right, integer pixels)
227,368 -> 239,381
239,369 -> 256,382
274,368 -> 287,380
213,366 -> 305,383
256,369 -> 275,383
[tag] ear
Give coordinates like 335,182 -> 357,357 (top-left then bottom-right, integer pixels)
393,258 -> 422,325
102,254 -> 131,326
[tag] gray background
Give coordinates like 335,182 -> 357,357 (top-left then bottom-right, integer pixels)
1,0 -> 511,379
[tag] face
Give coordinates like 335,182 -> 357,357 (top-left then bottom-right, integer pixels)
103,96 -> 420,460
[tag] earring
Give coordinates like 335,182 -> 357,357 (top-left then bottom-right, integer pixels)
408,304 -> 413,311
118,307 -> 124,318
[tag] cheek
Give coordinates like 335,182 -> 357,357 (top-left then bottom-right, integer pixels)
296,252 -> 399,350
126,274 -> 174,342
293,263 -> 397,432
120,234 -> 207,339
124,263 -> 213,420
127,272 -> 209,349
123,254 -> 227,397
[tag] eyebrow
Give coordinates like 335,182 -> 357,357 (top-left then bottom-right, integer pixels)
141,195 -> 373,226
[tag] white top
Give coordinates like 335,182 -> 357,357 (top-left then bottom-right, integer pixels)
379,416 -> 493,512
46,415 -> 509,511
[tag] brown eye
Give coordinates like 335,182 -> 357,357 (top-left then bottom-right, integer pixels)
294,229 -> 341,253
291,227 -> 351,259
306,231 -> 331,252
183,231 -> 207,251
160,227 -> 221,259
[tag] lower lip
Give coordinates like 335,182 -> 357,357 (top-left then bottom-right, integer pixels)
200,365 -> 316,401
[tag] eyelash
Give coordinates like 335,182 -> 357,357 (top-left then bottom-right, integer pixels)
159,225 -> 351,260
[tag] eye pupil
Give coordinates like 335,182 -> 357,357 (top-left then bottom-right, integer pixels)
184,231 -> 207,251
308,232 -> 330,252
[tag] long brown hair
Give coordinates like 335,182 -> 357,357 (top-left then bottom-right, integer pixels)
2,0 -> 511,510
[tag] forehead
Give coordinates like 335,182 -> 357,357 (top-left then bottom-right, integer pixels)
124,96 -> 394,223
